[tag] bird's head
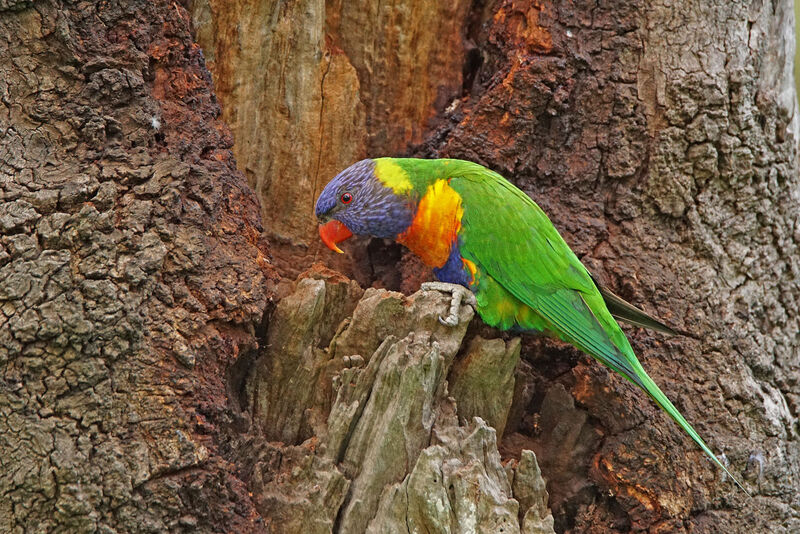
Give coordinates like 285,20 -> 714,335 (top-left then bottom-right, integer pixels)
315,159 -> 415,253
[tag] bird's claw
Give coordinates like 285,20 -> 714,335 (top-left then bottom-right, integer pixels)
420,282 -> 476,327
438,314 -> 459,327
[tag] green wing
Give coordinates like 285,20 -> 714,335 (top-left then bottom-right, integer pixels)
447,162 -> 747,494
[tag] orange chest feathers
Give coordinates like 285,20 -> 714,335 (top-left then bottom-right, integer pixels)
397,179 -> 464,268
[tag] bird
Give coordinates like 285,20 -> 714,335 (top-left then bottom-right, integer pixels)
315,157 -> 747,494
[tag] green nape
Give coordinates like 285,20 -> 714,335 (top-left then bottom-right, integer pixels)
373,157 -> 486,195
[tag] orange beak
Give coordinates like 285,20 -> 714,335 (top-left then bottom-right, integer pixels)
318,220 -> 353,254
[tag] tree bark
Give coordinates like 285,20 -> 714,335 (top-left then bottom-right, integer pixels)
438,2 -> 800,530
0,1 -> 274,531
2,0 -> 798,533
192,0 -> 800,532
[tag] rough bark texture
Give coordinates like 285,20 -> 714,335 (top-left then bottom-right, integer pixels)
436,2 -> 800,531
3,0 -> 798,533
243,266 -> 555,534
0,1 -> 275,532
192,0 -> 799,532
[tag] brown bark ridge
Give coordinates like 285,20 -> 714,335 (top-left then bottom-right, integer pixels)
437,1 -> 799,531
0,1 -> 276,532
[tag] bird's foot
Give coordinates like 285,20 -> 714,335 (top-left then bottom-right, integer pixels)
420,282 -> 477,327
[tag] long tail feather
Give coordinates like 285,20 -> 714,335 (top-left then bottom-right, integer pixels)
565,295 -> 751,495
590,275 -> 678,336
631,363 -> 751,495
536,291 -> 749,493
591,341 -> 752,495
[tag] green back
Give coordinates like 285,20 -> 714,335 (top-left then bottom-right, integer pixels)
403,158 -> 748,494
445,162 -> 639,371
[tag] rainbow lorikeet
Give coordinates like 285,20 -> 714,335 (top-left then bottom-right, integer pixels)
315,157 -> 747,493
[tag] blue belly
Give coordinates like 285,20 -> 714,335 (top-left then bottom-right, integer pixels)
432,244 -> 472,288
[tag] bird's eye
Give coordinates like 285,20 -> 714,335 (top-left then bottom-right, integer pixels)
340,192 -> 353,204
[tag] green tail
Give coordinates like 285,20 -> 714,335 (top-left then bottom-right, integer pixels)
561,293 -> 751,495
580,330 -> 750,496
630,362 -> 750,495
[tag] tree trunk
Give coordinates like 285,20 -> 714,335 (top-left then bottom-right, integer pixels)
2,1 -> 798,534
193,0 -> 800,531
0,1 -> 274,531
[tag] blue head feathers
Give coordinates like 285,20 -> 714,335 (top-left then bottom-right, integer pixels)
315,159 -> 415,239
